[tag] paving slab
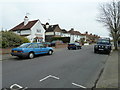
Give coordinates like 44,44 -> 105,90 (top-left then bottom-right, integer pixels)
96,50 -> 119,88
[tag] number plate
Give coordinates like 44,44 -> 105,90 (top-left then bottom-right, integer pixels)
99,49 -> 104,50
14,51 -> 17,53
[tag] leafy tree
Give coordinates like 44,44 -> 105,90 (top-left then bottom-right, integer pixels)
98,1 -> 120,50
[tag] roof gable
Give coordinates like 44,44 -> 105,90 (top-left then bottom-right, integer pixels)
10,20 -> 38,31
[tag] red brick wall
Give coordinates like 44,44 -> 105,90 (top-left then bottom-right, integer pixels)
0,48 -> 12,54
55,43 -> 68,48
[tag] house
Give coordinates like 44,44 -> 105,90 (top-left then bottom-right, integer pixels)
61,29 -> 70,37
43,22 -> 100,43
10,16 -> 45,43
81,32 -> 100,43
42,23 -> 63,42
68,28 -> 83,43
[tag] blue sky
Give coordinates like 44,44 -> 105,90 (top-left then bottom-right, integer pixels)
0,0 -> 113,37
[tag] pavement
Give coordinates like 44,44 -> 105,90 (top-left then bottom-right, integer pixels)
96,49 -> 119,88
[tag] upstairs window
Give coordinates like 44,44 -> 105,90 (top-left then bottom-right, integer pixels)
37,29 -> 41,33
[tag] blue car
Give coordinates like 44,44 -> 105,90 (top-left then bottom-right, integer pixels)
11,43 -> 54,59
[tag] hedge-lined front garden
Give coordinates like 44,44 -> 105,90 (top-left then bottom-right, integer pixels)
0,31 -> 30,48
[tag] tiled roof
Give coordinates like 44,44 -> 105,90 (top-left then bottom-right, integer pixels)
81,33 -> 100,38
10,20 -> 38,31
68,30 -> 81,35
44,24 -> 58,32
62,29 -> 68,33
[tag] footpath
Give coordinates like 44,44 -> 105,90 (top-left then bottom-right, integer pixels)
96,49 -> 119,88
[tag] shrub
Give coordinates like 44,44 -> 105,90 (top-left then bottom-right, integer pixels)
21,37 -> 30,43
0,31 -> 30,48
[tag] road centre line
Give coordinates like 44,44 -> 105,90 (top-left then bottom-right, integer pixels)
39,75 -> 60,82
72,83 -> 87,88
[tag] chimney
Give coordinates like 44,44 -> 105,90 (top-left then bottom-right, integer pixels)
46,22 -> 49,29
71,28 -> 74,31
24,16 -> 29,26
85,31 -> 88,34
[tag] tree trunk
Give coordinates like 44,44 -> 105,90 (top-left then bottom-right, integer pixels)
114,39 -> 118,50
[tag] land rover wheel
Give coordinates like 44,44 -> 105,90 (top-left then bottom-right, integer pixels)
107,50 -> 110,55
94,50 -> 97,53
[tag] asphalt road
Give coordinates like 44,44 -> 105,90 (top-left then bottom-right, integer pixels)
2,45 -> 109,88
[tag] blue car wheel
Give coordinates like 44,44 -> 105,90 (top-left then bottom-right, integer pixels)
28,52 -> 34,59
48,50 -> 53,55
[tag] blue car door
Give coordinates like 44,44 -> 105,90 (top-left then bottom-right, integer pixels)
30,43 -> 42,55
38,44 -> 49,54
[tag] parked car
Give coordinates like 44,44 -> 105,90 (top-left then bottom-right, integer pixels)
50,40 -> 63,47
11,43 -> 54,59
42,42 -> 51,47
94,38 -> 112,54
68,42 -> 82,50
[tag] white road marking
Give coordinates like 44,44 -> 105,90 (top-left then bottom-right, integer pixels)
39,75 -> 51,82
72,83 -> 87,88
50,75 -> 60,80
39,75 -> 60,82
10,84 -> 23,89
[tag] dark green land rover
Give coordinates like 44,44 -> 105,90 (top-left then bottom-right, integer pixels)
94,38 -> 112,54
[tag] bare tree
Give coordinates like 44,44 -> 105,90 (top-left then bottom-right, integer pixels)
98,0 -> 120,50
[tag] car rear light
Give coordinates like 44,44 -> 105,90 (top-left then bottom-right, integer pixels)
18,51 -> 23,53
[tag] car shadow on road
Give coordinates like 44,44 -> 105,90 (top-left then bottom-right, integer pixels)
10,54 -> 49,61
93,51 -> 110,56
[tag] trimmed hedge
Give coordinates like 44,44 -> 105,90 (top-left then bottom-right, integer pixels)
0,31 -> 30,48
